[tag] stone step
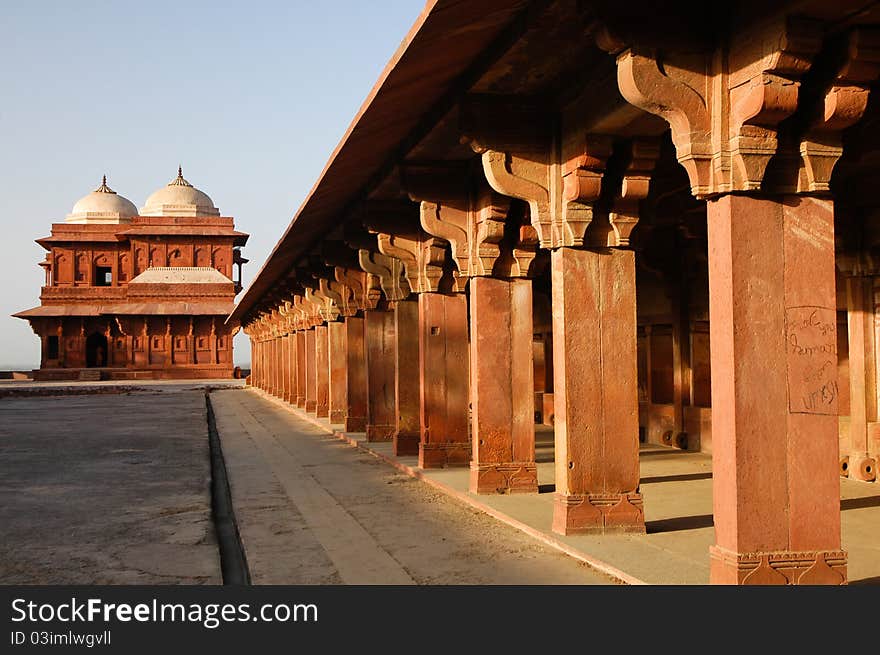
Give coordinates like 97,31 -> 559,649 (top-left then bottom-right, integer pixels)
77,369 -> 102,381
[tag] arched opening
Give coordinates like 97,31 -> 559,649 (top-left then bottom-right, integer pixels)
85,332 -> 108,368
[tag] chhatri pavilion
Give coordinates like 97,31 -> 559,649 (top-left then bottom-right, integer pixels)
14,168 -> 248,380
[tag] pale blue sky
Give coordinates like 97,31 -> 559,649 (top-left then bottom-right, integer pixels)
0,0 -> 424,368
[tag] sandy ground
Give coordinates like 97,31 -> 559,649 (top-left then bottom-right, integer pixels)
212,389 -> 612,585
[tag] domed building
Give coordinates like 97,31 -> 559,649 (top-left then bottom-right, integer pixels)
13,169 -> 248,380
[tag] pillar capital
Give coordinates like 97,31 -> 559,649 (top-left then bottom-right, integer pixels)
376,232 -> 458,293
305,286 -> 338,323
357,248 -> 410,302
615,20 -> 880,198
415,191 -> 538,279
334,266 -> 381,312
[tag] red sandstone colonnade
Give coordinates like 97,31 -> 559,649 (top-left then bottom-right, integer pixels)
237,1 -> 880,584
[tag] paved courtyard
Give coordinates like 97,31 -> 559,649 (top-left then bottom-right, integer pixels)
0,382 -> 611,585
0,385 -> 222,584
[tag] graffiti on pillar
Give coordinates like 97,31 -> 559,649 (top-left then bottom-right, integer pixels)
785,306 -> 838,415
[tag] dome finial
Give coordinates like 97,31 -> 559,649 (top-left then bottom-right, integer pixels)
95,175 -> 116,194
169,165 -> 192,188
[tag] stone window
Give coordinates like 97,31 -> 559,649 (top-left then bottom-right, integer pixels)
94,266 -> 112,287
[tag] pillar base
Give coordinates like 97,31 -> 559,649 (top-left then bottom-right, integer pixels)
552,492 -> 645,535
316,403 -> 329,418
393,431 -> 420,456
419,442 -> 470,469
469,462 -> 538,494
367,424 -> 394,442
847,453 -> 877,482
329,409 -> 346,424
295,395 -> 306,408
345,417 -> 366,433
305,400 -> 317,413
709,546 -> 847,585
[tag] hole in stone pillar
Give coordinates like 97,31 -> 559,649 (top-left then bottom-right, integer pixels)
568,461 -> 574,469
867,466 -> 873,473
842,462 -> 848,471
430,326 -> 440,336
479,440 -> 484,445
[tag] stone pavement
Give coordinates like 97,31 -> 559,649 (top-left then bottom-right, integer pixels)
211,389 -> 612,584
244,388 -> 880,585
0,386 -> 222,584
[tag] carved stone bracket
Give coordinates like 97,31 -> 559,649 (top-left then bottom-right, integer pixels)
376,232 -> 454,293
477,135 -> 613,250
614,18 -> 880,198
417,188 -> 537,278
799,28 -> 880,193
357,249 -> 410,302
331,267 -> 378,313
306,286 -> 338,323
607,138 -> 661,246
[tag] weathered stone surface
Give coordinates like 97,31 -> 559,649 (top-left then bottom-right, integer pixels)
328,321 -> 347,425
394,300 -> 420,456
419,293 -> 470,469
469,277 -> 536,494
551,247 -> 643,535
344,317 -> 368,433
296,331 -> 307,408
366,309 -> 395,441
707,195 -> 845,583
315,325 -> 330,418
0,389 -> 221,584
305,329 -> 317,413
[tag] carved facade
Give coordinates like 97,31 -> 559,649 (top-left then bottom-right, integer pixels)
14,170 -> 248,380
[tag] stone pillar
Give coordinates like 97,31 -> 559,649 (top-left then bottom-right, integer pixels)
707,195 -> 846,584
269,337 -> 277,396
315,325 -> 330,418
295,331 -> 307,408
419,292 -> 469,468
288,332 -> 298,405
845,274 -> 878,481
274,336 -> 282,398
305,329 -> 317,413
263,338 -> 269,393
551,247 -> 643,535
365,309 -> 396,441
394,299 -> 421,456
469,276 -> 537,493
281,333 -> 291,403
345,316 -> 368,432
328,322 -> 347,423
263,340 -> 268,391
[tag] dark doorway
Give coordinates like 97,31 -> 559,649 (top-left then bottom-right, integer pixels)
85,332 -> 108,368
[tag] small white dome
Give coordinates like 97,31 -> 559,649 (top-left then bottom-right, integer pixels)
66,176 -> 138,224
140,167 -> 220,217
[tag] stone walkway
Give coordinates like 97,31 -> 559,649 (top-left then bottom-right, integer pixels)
211,389 -> 612,584
0,388 -> 221,584
244,387 -> 880,585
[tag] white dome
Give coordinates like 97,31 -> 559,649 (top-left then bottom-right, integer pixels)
66,176 -> 138,224
140,167 -> 220,217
